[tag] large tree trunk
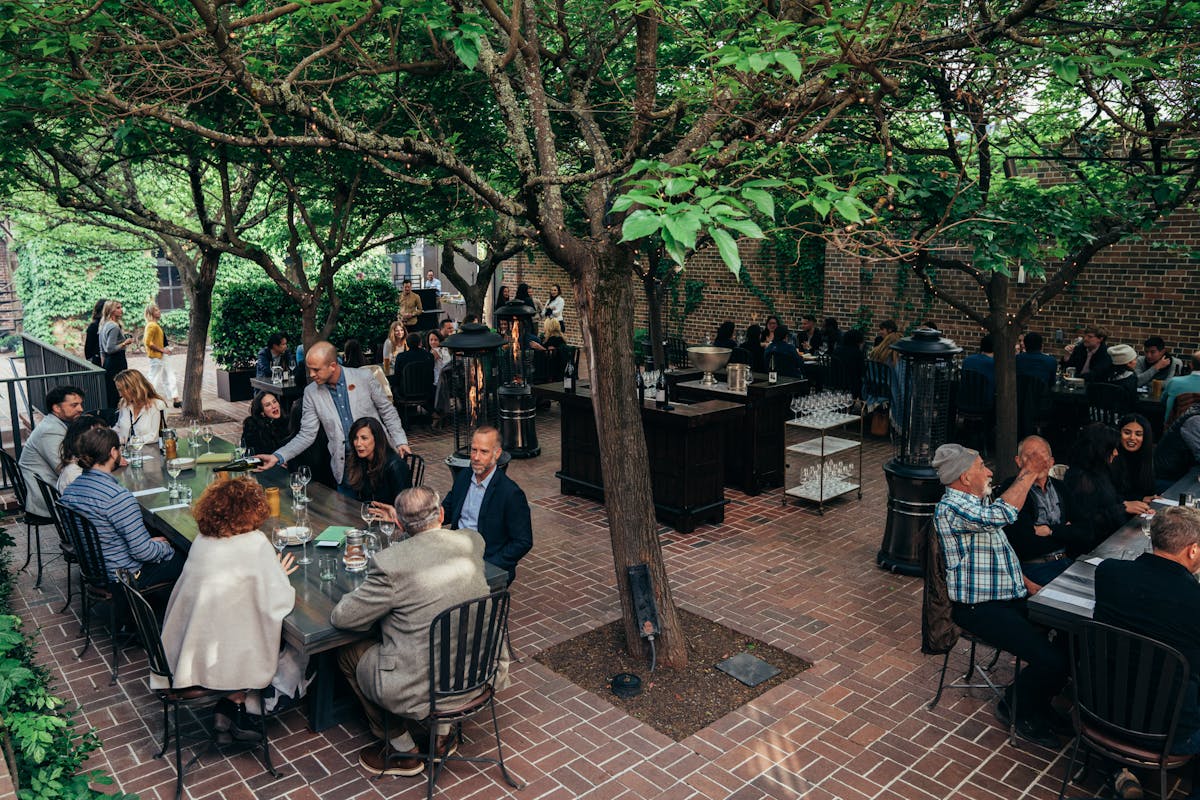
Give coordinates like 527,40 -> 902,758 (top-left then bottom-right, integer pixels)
180,255 -> 217,418
572,246 -> 687,667
441,242 -> 492,320
642,274 -> 668,371
988,273 -> 1019,478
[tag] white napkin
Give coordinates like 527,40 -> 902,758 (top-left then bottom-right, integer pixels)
132,487 -> 169,498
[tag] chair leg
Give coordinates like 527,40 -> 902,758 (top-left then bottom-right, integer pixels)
58,564 -> 74,614
77,592 -> 93,658
929,649 -> 952,710
488,699 -> 521,789
155,698 -> 171,758
18,521 -> 33,572
426,719 -> 440,800
961,640 -> 978,683
173,703 -> 185,800
109,600 -> 120,685
255,706 -> 279,778
1056,734 -> 1082,800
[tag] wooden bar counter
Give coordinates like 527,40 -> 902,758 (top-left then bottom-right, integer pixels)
673,373 -> 806,495
534,382 -> 743,533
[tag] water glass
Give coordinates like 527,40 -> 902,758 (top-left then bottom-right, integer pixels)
318,555 -> 338,582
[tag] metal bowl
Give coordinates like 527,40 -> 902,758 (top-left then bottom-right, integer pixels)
687,346 -> 732,386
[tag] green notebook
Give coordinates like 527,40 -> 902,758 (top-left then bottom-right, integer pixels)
315,525 -> 352,544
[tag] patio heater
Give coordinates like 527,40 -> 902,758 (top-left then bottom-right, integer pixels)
493,300 -> 541,458
442,323 -> 504,471
877,328 -> 961,576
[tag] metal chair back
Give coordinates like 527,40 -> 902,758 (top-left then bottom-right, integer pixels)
116,570 -> 174,688
399,360 -> 435,402
0,449 -> 30,510
956,369 -> 995,415
862,359 -> 894,404
429,590 -> 510,706
1086,381 -> 1134,426
405,452 -> 426,488
1016,374 -> 1052,437
55,501 -> 112,591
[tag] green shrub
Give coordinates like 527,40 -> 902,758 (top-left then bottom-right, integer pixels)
159,308 -> 191,343
0,529 -> 136,800
322,277 -> 397,351
211,281 -> 300,369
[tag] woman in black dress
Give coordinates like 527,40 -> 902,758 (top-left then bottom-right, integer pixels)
1111,412 -> 1156,512
1065,422 -> 1129,550
83,298 -> 106,366
344,417 -> 411,504
242,392 -> 291,455
99,300 -> 133,407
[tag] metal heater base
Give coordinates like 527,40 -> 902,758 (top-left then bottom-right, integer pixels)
498,385 -> 541,459
877,460 -> 943,576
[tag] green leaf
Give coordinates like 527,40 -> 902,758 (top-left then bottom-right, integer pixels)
774,50 -> 803,83
711,228 -> 741,275
746,52 -> 771,73
1052,57 -> 1078,84
663,178 -> 697,197
450,35 -> 480,70
811,197 -> 832,217
740,187 -> 775,220
834,195 -> 863,223
619,209 -> 662,242
662,211 -> 702,251
714,216 -> 764,239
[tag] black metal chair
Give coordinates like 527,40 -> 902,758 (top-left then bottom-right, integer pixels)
405,452 -> 426,488
117,570 -> 278,800
34,477 -> 77,613
0,448 -> 57,588
929,632 -> 1021,746
379,590 -> 521,798
1016,374 -> 1054,439
1086,382 -> 1134,427
955,369 -> 995,455
665,336 -> 691,370
1059,620 -> 1193,800
728,347 -> 752,366
395,360 -> 435,429
55,500 -> 126,682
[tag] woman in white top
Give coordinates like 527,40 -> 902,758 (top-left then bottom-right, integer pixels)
155,479 -> 303,727
381,320 -> 408,373
113,369 -> 169,443
544,283 -> 565,324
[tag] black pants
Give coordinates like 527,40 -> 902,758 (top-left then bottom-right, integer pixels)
951,597 -> 1068,720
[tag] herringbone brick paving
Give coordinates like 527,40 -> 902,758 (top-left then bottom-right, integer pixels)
4,353 -> 1166,798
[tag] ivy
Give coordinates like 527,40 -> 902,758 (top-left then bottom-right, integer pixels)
0,527 -> 135,800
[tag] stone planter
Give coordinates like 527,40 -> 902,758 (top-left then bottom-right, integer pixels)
216,368 -> 255,402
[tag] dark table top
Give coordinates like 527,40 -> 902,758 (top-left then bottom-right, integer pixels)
116,439 -> 505,655
1027,467 -> 1200,630
249,376 -> 304,397
534,382 -> 743,427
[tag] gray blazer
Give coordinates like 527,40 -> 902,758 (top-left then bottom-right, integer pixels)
275,366 -> 407,483
18,414 -> 68,517
330,528 -> 488,718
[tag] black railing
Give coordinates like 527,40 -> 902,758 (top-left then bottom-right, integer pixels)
1,336 -> 106,488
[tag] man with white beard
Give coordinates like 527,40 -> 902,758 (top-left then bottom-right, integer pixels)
932,443 -> 1068,748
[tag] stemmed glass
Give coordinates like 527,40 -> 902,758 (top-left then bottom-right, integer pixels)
360,502 -> 376,534
379,518 -> 397,545
167,458 -> 184,497
293,510 -> 313,565
272,522 -> 289,556
201,425 -> 214,454
790,396 -> 802,421
190,421 -> 202,452
290,472 -> 305,506
297,465 -> 312,504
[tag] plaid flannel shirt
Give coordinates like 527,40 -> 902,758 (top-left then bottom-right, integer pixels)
934,487 -> 1025,605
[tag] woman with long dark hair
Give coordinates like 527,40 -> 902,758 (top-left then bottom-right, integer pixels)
1111,412 -> 1157,510
242,392 -> 291,455
344,417 -> 411,504
84,298 -> 106,366
742,324 -> 765,372
1065,423 -> 1129,548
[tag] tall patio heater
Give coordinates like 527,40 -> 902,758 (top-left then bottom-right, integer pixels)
443,323 -> 504,472
493,300 -> 541,458
877,328 -> 961,575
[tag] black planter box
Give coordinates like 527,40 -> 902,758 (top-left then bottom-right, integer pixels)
216,368 -> 255,402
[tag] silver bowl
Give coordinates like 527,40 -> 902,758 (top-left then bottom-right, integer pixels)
687,346 -> 732,386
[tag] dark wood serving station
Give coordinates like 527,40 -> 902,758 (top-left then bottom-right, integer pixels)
672,372 -> 806,495
534,383 -> 743,532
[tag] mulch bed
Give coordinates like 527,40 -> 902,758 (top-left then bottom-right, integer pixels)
535,609 -> 811,741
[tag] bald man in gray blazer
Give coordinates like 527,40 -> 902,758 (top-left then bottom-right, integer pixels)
256,341 -> 411,486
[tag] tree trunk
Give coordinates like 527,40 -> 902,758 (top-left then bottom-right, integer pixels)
180,252 -> 218,419
441,242 -> 492,321
643,275 -> 668,371
988,273 -> 1018,478
572,246 -> 687,667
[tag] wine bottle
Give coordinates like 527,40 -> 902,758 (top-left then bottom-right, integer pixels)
158,409 -> 168,453
654,373 -> 667,409
563,359 -> 575,393
636,368 -> 646,405
768,354 -> 778,384
213,456 -> 263,473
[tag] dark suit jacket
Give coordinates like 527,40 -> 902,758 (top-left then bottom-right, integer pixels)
442,467 -> 533,583
996,475 -> 1092,560
1095,553 -> 1200,744
1065,342 -> 1113,382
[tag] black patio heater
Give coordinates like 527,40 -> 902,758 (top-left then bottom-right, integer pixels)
877,328 -> 961,576
442,323 -> 504,472
493,300 -> 541,458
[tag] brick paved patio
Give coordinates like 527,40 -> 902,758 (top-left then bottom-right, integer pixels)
3,353 -> 1160,799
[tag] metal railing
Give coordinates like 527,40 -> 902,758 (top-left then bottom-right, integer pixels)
0,335 -> 106,489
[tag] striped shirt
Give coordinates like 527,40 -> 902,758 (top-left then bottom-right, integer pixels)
61,469 -> 173,579
934,487 -> 1025,605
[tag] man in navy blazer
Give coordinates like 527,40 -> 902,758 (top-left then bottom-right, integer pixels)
442,426 -> 532,584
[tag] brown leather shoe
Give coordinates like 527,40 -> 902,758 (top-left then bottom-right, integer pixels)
358,743 -> 424,777
436,733 -> 458,760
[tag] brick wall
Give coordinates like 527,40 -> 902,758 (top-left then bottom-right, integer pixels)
824,209 -> 1200,356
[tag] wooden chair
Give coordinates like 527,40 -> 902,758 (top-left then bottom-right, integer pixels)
0,449 -> 56,588
1167,392 -> 1200,426
117,571 -> 278,800
34,477 -> 78,613
1059,620 -> 1193,800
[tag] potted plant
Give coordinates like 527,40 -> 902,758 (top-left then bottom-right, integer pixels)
211,281 -> 299,401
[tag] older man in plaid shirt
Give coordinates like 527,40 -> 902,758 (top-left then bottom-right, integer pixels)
932,443 -> 1068,749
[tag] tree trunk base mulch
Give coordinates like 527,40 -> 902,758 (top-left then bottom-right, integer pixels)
535,609 -> 811,741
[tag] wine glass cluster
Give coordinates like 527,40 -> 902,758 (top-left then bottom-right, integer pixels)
798,461 -> 855,495
790,391 -> 854,423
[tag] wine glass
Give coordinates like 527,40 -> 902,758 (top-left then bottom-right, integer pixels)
360,502 -> 376,534
790,396 -> 802,420
271,522 -> 289,556
297,465 -> 312,503
290,472 -> 305,506
201,425 -> 214,454
233,445 -> 247,461
190,421 -> 202,452
379,518 -> 397,544
166,458 -> 184,496
293,512 -> 313,565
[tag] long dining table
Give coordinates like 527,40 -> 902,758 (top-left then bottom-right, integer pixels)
115,436 -> 505,731
1027,466 -> 1200,631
